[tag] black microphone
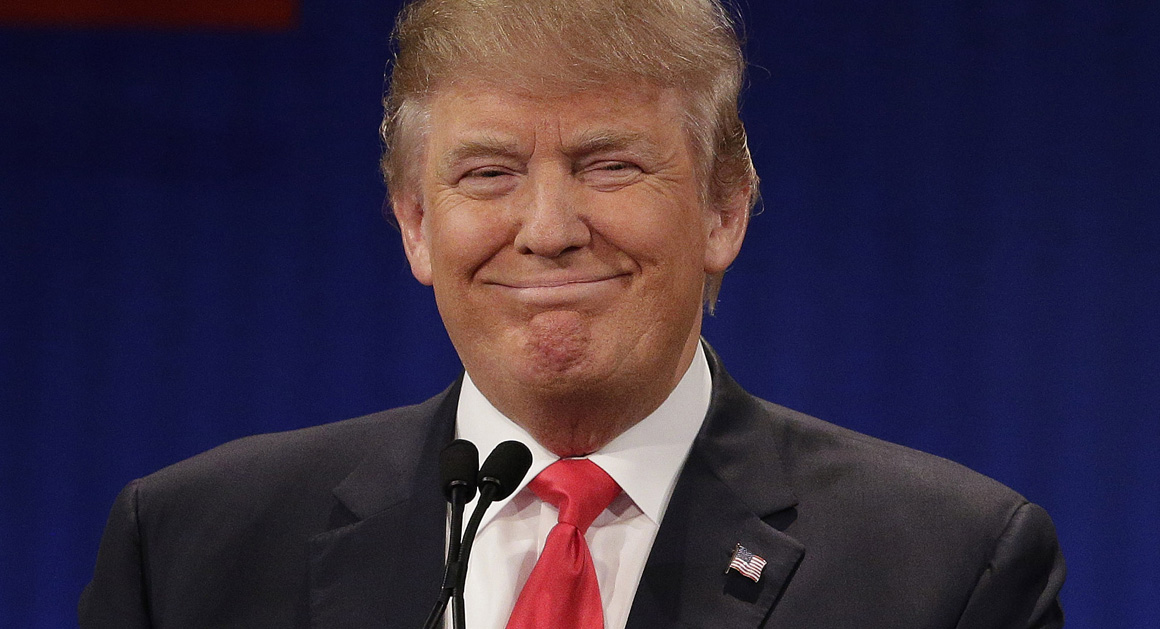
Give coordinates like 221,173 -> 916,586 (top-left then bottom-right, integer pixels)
441,439 -> 479,503
452,441 -> 533,627
422,440 -> 479,629
477,440 -> 534,501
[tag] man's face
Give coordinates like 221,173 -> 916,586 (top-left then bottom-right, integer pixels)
395,81 -> 747,427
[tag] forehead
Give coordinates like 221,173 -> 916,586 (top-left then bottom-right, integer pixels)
422,81 -> 691,154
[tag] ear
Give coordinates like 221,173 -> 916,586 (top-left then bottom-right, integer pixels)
392,190 -> 434,286
703,185 -> 751,274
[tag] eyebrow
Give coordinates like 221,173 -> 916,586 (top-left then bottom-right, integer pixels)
437,136 -> 525,174
436,129 -> 665,175
565,130 -> 662,162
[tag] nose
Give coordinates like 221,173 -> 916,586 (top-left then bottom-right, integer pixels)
513,171 -> 591,258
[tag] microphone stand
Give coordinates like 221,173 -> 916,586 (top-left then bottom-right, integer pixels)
422,482 -> 469,629
452,483 -> 499,628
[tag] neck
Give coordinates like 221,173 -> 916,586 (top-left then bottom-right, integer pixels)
473,336 -> 701,458
502,391 -> 662,457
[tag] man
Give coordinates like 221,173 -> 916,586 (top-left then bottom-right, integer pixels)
81,0 -> 1066,627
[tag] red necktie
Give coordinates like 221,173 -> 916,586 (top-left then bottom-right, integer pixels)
505,459 -> 621,629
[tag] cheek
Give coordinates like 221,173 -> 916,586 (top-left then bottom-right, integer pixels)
426,204 -> 511,281
593,187 -> 700,246
629,207 -> 708,270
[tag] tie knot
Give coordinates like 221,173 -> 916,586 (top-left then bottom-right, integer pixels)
528,459 -> 621,533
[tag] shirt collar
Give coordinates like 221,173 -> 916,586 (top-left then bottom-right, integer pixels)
456,341 -> 712,527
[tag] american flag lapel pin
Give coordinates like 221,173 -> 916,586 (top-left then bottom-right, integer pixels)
726,543 -> 767,582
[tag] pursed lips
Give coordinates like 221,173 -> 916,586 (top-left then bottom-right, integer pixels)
484,273 -> 630,303
491,274 -> 625,289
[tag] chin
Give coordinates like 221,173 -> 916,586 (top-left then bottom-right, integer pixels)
517,310 -> 602,375
514,356 -> 605,395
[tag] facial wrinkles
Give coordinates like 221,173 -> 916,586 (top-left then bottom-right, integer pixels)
425,85 -> 703,296
436,136 -> 526,183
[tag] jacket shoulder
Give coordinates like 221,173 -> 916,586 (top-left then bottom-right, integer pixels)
760,398 -> 1028,514
82,387 -> 457,628
748,399 -> 1064,626
131,389 -> 452,532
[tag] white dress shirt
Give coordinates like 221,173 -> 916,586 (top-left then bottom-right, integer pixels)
455,343 -> 712,629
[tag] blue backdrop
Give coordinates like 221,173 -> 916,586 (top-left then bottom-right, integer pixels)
2,1 -> 1157,626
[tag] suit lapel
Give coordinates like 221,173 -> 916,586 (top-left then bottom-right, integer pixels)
301,349 -> 802,627
626,346 -> 805,629
307,381 -> 460,629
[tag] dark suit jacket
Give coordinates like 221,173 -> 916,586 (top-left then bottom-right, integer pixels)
80,348 -> 1065,628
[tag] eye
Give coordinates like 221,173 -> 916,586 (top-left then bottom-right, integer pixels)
457,166 -> 518,198
595,161 -> 634,172
468,168 -> 510,179
580,160 -> 643,190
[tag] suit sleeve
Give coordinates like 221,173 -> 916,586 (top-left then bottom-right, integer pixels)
78,479 -> 153,628
954,501 -> 1066,629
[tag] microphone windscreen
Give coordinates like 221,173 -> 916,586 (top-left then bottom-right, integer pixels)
477,440 -> 533,501
440,439 -> 479,502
